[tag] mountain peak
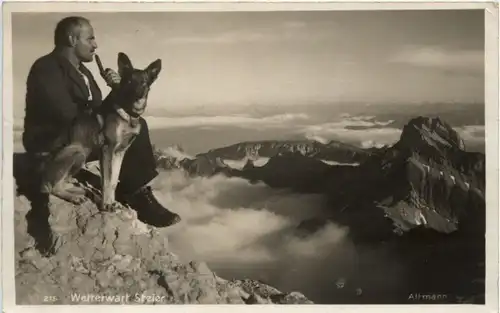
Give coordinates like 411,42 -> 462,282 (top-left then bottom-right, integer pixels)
399,116 -> 466,154
326,115 -> 484,238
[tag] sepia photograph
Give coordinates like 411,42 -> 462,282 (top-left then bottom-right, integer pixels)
2,1 -> 499,311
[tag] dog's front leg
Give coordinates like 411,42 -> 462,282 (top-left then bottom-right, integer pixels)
110,147 -> 128,202
100,144 -> 115,211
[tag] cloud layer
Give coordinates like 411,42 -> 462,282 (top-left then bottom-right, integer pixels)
144,113 -> 309,129
13,112 -> 485,154
389,46 -> 483,75
149,170 -> 405,303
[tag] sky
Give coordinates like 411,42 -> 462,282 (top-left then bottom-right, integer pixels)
11,10 -> 484,123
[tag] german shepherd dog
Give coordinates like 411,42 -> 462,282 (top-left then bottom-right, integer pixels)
39,52 -> 162,212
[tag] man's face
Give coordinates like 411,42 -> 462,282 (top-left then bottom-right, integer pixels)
74,22 -> 97,63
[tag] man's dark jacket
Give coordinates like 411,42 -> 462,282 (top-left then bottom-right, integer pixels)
23,50 -> 104,154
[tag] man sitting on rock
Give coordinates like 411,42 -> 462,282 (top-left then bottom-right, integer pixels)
21,15 -> 181,251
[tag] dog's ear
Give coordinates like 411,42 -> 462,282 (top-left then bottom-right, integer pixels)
145,59 -> 162,84
117,52 -> 133,77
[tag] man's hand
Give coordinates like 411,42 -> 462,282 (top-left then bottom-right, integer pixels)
102,68 -> 121,87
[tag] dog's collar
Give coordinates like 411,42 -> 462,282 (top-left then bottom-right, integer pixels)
113,104 -> 140,125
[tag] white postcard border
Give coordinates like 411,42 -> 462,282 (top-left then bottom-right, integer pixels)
1,1 -> 498,313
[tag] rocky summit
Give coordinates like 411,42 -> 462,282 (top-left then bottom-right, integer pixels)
325,116 -> 485,238
13,156 -> 312,305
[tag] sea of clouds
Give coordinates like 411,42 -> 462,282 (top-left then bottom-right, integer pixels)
150,169 -> 406,303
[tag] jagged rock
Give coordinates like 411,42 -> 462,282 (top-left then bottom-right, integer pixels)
270,292 -> 315,304
227,279 -> 313,304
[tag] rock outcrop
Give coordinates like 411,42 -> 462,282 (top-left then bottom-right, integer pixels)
325,116 -> 485,238
13,155 -> 312,305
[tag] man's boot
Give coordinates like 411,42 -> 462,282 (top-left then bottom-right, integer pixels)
121,185 -> 181,228
17,152 -> 61,257
25,194 -> 62,257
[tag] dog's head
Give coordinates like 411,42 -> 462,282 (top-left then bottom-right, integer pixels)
115,52 -> 162,116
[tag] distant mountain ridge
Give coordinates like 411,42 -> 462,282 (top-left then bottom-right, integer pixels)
153,138 -> 378,178
197,139 -> 375,164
